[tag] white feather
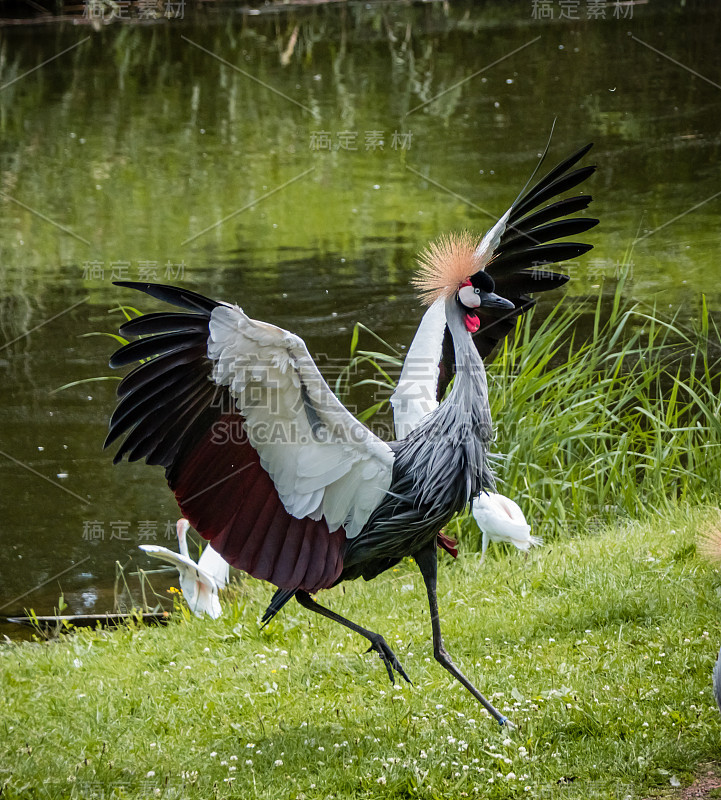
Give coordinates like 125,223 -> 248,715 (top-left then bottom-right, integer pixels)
207,305 -> 394,538
390,298 -> 446,439
474,208 -> 511,265
139,520 -> 228,619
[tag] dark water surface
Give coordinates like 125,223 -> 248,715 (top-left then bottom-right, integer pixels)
1,1 -> 720,624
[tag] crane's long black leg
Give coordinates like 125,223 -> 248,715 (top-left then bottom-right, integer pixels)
294,591 -> 411,685
414,543 -> 512,727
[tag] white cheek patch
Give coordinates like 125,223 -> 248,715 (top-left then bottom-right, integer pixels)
458,284 -> 480,308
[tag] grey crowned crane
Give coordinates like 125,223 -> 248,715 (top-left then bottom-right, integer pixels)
105,144 -> 597,726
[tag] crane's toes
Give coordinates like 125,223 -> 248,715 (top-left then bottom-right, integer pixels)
365,637 -> 412,685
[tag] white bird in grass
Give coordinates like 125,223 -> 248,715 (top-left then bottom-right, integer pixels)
139,519 -> 229,619
472,492 -> 541,563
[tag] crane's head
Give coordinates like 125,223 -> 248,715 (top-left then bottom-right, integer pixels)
413,232 -> 513,333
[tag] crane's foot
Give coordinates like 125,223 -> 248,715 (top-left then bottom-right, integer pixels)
365,636 -> 412,685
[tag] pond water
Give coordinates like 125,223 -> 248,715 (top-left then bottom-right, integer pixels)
1,0 -> 720,626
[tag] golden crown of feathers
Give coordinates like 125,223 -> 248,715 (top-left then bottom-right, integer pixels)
413,231 -> 487,305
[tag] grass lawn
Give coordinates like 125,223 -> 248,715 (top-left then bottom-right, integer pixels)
2,502 -> 720,799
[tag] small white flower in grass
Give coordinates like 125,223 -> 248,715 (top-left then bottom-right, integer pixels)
273,759 -> 283,767
318,746 -> 325,752
229,766 -> 237,772
210,751 -> 217,757
204,647 -> 210,652
146,770 -> 155,778
169,661 -> 176,666
506,772 -> 516,780
245,759 -> 253,766
246,743 -> 255,748
77,694 -> 86,699
377,777 -> 386,785
220,761 -> 228,766
502,738 -> 512,747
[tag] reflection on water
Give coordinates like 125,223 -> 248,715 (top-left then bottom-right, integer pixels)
1,1 -> 720,623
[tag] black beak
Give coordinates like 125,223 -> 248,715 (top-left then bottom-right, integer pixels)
478,291 -> 514,311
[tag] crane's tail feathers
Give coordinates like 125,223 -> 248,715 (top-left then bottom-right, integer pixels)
260,588 -> 298,627
507,117 -> 557,208
112,281 -> 220,314
509,143 -> 594,224
487,143 -> 598,280
464,143 -> 597,364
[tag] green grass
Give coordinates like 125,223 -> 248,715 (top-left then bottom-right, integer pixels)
1,502 -> 721,799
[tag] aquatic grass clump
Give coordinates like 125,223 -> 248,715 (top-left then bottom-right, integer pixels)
487,279 -> 721,537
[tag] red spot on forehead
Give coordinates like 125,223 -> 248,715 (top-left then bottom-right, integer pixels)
460,279 -> 472,288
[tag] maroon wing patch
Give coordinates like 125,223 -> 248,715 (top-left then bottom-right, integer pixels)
170,414 -> 346,593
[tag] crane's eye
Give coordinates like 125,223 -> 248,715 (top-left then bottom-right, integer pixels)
474,288 -> 481,295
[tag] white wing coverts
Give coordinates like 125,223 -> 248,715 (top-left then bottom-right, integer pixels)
208,304 -> 394,538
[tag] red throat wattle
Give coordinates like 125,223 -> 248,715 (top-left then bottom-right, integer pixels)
465,312 -> 480,333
